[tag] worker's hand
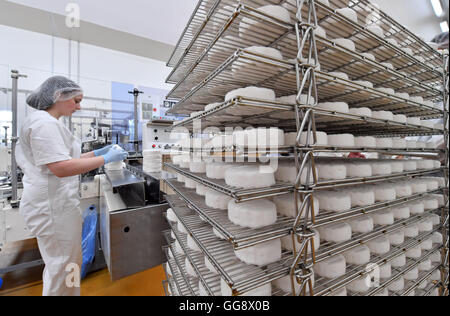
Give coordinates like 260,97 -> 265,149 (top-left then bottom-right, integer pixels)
94,144 -> 114,157
102,147 -> 128,164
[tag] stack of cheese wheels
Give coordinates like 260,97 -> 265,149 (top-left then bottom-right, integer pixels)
143,150 -> 162,173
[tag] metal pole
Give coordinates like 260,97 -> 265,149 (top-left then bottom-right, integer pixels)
10,70 -> 27,208
128,88 -> 143,153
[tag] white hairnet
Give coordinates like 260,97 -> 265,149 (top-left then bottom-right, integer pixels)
26,76 -> 83,110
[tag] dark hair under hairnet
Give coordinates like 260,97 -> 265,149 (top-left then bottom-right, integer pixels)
26,76 -> 83,110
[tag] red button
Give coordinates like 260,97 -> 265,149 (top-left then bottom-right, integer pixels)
152,144 -> 156,148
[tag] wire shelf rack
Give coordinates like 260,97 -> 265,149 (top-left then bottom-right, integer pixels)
165,200 -> 443,296
166,178 -> 444,248
168,50 -> 443,116
163,0 -> 449,296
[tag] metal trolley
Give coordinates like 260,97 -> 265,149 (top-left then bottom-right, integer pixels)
161,0 -> 449,296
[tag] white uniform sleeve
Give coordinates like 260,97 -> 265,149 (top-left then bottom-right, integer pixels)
30,122 -> 72,166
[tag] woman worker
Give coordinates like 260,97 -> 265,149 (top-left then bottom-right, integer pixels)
15,76 -> 128,296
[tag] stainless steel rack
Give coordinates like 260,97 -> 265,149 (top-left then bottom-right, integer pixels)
166,162 -> 444,195
164,198 -> 443,296
171,96 -> 444,134
162,0 -> 449,296
313,230 -> 442,296
166,179 -> 444,249
168,51 -> 443,115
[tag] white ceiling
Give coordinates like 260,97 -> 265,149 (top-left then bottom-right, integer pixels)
6,0 -> 199,45
5,0 -> 447,44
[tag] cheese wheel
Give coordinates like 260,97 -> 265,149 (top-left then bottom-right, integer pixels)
370,210 -> 394,226
315,191 -> 352,213
388,277 -> 405,291
407,201 -> 425,215
391,206 -> 411,219
404,225 -> 419,238
348,215 -> 374,234
316,162 -> 347,180
205,189 -> 232,210
347,188 -> 376,207
355,136 -> 377,148
406,246 -> 422,259
391,255 -> 406,268
317,102 -> 349,113
225,165 -> 276,189
273,193 -> 320,219
166,208 -> 178,223
371,162 -> 392,176
389,229 -> 405,246
314,255 -> 347,279
235,239 -> 282,266
346,162 -> 373,178
317,222 -> 352,243
376,138 -> 393,148
367,236 -> 391,255
228,199 -> 278,229
349,107 -> 372,117
343,245 -> 371,265
328,134 -> 355,147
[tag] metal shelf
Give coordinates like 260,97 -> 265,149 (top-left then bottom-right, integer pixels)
167,1 -> 443,95
166,179 -> 444,248
164,247 -> 197,296
166,203 -> 442,296
313,229 -> 442,296
166,162 -> 444,197
167,216 -> 293,296
165,163 -> 293,202
165,227 -> 289,296
164,231 -> 223,296
168,51 -> 443,118
171,96 -> 444,135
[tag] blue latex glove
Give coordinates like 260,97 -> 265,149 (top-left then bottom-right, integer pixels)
102,147 -> 128,164
94,144 -> 114,157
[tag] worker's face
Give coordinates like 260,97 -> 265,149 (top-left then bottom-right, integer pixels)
55,95 -> 83,116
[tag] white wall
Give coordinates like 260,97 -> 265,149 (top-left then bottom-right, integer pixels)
0,24 -> 174,139
371,0 -> 443,41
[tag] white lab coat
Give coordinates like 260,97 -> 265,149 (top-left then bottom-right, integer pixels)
15,111 -> 82,296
